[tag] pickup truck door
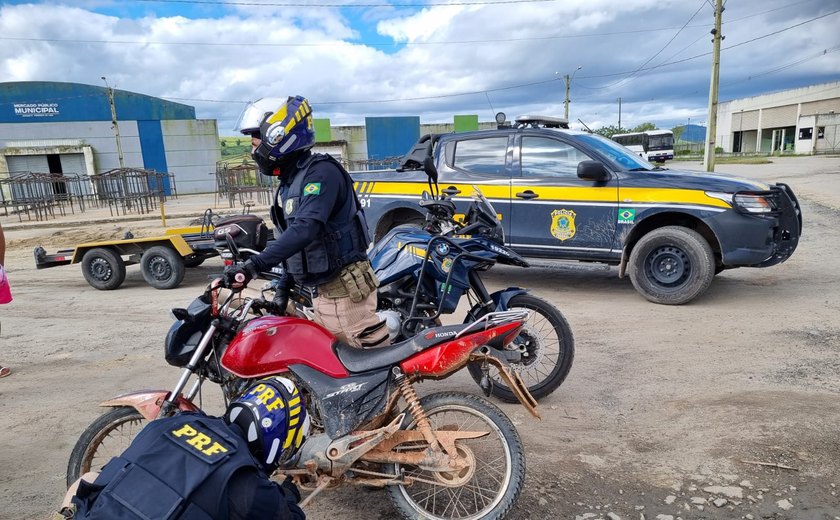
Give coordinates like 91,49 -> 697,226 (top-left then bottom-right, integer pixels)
509,134 -> 618,260
436,135 -> 513,241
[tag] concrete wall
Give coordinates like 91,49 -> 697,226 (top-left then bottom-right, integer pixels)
161,119 -> 220,194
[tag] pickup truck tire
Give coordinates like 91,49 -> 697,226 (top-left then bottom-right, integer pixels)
81,248 -> 126,290
467,294 -> 574,402
628,226 -> 715,305
140,246 -> 185,290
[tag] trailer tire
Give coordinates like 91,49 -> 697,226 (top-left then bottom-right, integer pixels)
81,248 -> 126,290
141,246 -> 185,290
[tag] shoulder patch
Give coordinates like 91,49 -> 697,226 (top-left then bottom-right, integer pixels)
167,421 -> 233,463
303,182 -> 321,196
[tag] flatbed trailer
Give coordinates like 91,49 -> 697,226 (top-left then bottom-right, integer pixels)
33,225 -> 220,290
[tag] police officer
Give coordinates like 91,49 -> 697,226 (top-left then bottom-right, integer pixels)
224,95 -> 389,349
57,378 -> 309,520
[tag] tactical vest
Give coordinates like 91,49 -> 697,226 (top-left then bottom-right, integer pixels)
73,413 -> 258,520
271,153 -> 371,284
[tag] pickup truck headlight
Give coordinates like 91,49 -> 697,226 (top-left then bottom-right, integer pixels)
706,191 -> 777,214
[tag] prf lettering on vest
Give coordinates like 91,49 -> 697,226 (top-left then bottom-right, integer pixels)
248,383 -> 285,411
171,424 -> 229,456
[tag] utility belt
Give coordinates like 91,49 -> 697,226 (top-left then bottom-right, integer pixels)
318,260 -> 379,302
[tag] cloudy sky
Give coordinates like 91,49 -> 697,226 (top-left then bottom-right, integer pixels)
0,0 -> 838,134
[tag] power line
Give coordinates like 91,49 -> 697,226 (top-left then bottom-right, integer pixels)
721,46 -> 840,87
577,7 -> 840,81
0,1 -> 819,48
577,0 -> 706,91
132,0 -> 563,7
0,26 -> 703,48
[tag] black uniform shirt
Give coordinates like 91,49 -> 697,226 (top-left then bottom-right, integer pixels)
249,157 -> 350,274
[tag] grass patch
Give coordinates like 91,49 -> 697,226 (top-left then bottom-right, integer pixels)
672,156 -> 774,165
715,156 -> 774,164
220,137 -> 251,158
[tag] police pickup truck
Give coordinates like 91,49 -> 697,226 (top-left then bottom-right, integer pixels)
350,115 -> 802,305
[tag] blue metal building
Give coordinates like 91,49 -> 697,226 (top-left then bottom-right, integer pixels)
0,81 -> 220,195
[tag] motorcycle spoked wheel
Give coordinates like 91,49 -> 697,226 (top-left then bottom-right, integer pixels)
66,407 -> 147,487
386,392 -> 525,520
466,293 -> 575,403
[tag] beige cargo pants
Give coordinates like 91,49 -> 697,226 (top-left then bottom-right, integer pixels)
313,260 -> 390,349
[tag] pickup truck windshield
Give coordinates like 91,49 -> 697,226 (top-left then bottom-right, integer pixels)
572,134 -> 654,171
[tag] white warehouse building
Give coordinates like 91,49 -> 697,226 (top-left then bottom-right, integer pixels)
717,81 -> 840,155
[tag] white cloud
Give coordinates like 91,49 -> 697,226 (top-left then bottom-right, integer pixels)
0,0 -> 836,133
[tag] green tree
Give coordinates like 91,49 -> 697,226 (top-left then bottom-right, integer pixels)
631,122 -> 657,132
594,125 -> 629,138
672,125 -> 684,141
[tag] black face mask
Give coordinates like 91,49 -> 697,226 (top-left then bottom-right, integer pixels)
252,147 -> 308,177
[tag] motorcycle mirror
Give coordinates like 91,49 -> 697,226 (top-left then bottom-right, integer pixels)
225,233 -> 240,260
423,156 -> 438,184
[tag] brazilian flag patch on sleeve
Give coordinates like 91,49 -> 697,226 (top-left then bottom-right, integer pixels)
303,183 -> 321,196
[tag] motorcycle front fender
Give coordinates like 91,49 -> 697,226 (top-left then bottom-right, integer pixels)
101,390 -> 199,421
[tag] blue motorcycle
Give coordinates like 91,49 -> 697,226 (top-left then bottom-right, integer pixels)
368,177 -> 574,402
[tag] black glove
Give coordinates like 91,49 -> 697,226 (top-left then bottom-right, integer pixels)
222,260 -> 258,290
280,476 -> 301,503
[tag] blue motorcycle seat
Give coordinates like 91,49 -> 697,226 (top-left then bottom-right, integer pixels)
335,324 -> 466,373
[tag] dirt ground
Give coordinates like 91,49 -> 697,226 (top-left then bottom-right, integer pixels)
1,156 -> 839,520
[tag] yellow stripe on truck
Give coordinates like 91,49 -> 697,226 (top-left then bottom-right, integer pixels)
513,185 -> 731,208
355,181 -> 729,209
618,187 -> 731,208
367,182 -> 510,199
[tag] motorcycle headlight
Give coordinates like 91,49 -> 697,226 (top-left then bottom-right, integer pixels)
706,191 -> 777,214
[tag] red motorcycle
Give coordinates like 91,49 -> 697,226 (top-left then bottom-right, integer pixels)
68,277 -> 539,519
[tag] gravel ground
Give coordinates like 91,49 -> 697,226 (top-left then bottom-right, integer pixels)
1,156 -> 839,520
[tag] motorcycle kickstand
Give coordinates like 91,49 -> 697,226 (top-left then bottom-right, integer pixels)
299,475 -> 334,509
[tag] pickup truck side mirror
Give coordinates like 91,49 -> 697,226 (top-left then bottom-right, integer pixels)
577,160 -> 610,182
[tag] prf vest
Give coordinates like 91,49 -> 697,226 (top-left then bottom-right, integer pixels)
72,413 -> 258,520
270,153 -> 371,285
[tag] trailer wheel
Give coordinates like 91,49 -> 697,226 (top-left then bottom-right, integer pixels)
141,246 -> 185,290
81,248 -> 126,290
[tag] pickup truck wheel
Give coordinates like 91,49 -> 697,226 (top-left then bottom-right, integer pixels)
81,248 -> 126,290
140,246 -> 185,289
629,226 -> 714,305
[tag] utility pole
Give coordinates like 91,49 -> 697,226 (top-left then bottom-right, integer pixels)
564,75 -> 571,120
703,0 -> 724,172
559,66 -> 582,120
617,97 -> 622,129
102,76 -> 125,168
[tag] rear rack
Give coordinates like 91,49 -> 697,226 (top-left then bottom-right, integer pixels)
456,309 -> 529,339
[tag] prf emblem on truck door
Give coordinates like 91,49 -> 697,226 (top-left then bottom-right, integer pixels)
550,209 -> 576,241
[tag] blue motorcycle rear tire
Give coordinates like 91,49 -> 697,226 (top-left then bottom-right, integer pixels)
466,294 -> 574,402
